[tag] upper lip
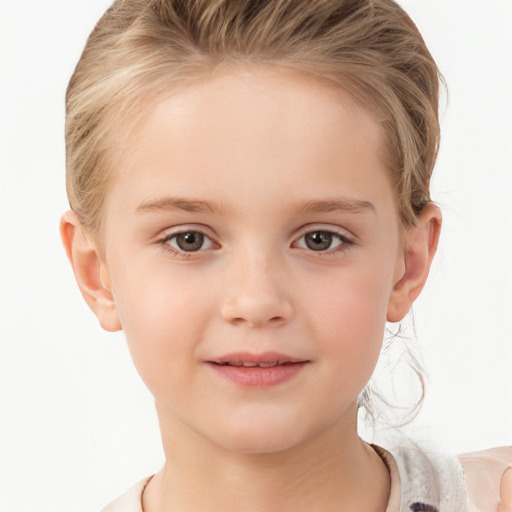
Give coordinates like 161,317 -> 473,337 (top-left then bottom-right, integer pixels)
208,351 -> 309,367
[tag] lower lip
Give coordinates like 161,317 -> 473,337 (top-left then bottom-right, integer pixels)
207,362 -> 308,388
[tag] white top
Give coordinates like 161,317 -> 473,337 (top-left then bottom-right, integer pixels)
101,443 -> 512,512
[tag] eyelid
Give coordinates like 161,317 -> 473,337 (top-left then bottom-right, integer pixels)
158,224 -> 217,240
157,225 -> 220,256
168,232 -> 214,251
291,224 -> 356,253
293,223 -> 355,242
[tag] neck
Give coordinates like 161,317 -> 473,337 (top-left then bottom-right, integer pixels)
143,405 -> 390,512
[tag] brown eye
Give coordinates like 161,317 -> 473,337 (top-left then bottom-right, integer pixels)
173,231 -> 208,252
295,230 -> 349,253
304,231 -> 334,251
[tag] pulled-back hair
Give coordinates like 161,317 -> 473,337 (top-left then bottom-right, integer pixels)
66,0 -> 442,235
65,0 -> 443,424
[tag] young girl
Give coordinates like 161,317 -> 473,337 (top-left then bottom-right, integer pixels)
59,0 -> 511,510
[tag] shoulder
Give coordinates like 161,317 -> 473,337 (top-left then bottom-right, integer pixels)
377,438 -> 512,512
101,476 -> 152,512
457,446 -> 512,512
381,440 -> 468,511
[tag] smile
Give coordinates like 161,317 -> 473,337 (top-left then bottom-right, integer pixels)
213,361 -> 297,368
207,352 -> 310,388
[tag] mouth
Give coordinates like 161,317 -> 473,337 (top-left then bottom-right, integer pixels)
211,360 -> 302,368
208,352 -> 309,367
206,352 -> 310,388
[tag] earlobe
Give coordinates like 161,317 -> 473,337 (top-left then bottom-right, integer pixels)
60,211 -> 122,332
387,205 -> 442,323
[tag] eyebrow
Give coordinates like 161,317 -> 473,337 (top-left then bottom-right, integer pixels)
298,198 -> 376,215
135,197 -> 220,215
135,196 -> 376,216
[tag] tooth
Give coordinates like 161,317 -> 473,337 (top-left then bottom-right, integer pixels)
242,362 -> 258,367
258,361 -> 277,368
230,361 -> 243,367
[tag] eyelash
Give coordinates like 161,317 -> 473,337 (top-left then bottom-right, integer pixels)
293,229 -> 354,256
157,229 -> 215,259
157,227 -> 354,258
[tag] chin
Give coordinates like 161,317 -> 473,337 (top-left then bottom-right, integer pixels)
222,437 -> 303,455
207,419 -> 315,456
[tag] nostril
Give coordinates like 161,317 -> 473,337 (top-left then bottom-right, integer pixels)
220,289 -> 293,327
247,315 -> 286,328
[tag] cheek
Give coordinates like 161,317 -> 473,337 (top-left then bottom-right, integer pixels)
306,259 -> 394,335
109,261 -> 213,387
303,262 -> 394,383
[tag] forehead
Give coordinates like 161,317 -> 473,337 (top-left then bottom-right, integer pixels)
106,66 -> 393,221
140,65 -> 383,153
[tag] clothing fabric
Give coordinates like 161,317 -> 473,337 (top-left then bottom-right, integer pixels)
101,444 -> 512,512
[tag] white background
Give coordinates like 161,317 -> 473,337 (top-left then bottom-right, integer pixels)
0,1 -> 511,510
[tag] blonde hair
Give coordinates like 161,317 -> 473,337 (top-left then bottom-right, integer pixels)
65,0 -> 443,423
66,0 -> 442,234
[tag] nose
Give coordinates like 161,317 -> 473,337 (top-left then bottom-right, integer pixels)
220,252 -> 293,328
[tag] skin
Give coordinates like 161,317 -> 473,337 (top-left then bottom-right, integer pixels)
61,66 -> 441,512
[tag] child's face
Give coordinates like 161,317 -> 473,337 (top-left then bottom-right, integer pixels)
92,67 -> 408,453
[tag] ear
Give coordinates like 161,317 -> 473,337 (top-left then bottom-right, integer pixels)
60,211 -> 122,332
387,205 -> 442,323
